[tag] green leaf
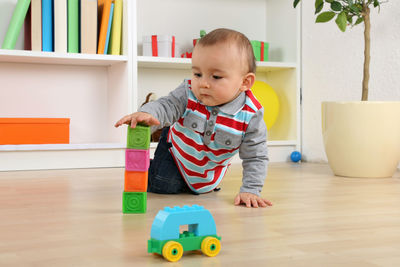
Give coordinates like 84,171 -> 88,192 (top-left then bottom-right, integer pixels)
315,0 -> 324,14
316,11 -> 336,23
330,1 -> 342,11
293,0 -> 301,8
347,15 -> 353,25
373,0 -> 381,12
350,4 -> 362,14
325,0 -> 334,3
335,11 -> 347,32
355,17 -> 364,25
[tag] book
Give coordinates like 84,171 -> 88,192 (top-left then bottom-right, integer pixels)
81,0 -> 98,54
42,0 -> 53,51
110,0 -> 122,55
24,5 -> 31,50
104,3 -> 114,55
54,0 -> 67,53
31,0 -> 42,51
68,0 -> 79,53
97,0 -> 112,54
1,0 -> 31,50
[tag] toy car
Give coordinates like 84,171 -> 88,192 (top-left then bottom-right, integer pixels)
148,205 -> 221,262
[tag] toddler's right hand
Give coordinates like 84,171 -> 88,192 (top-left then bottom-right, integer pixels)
114,112 -> 160,128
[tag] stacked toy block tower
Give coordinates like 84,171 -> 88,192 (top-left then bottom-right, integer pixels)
123,124 -> 151,214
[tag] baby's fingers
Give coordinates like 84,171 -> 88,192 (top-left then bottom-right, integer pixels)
131,113 -> 160,128
259,198 -> 273,207
114,115 -> 132,127
251,198 -> 259,208
234,195 -> 241,206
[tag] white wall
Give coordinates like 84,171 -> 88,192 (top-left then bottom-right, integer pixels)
301,1 -> 400,163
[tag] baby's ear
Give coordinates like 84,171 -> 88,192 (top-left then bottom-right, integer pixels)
240,72 -> 256,92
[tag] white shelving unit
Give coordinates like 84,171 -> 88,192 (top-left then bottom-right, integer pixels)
0,0 -> 300,171
0,0 -> 133,171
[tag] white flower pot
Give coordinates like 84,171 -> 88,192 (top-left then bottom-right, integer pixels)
322,101 -> 400,178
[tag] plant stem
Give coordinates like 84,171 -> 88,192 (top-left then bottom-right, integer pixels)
362,3 -> 371,101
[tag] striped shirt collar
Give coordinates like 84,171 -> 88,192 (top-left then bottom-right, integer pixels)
215,91 -> 246,115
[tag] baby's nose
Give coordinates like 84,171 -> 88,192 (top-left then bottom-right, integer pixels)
199,78 -> 210,89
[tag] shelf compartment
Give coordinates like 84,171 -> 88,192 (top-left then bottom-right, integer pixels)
0,145 -> 125,171
0,49 -> 128,66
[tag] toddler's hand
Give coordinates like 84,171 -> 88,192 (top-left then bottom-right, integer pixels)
114,112 -> 160,128
234,192 -> 272,208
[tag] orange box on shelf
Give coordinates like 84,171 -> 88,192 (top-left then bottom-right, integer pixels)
0,118 -> 70,145
124,170 -> 148,192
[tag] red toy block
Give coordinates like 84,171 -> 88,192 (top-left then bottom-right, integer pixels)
125,170 -> 148,192
125,149 -> 150,171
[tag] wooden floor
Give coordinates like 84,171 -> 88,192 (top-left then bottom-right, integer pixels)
1,163 -> 400,267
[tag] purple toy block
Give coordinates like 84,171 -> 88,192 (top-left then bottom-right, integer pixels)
125,149 -> 150,171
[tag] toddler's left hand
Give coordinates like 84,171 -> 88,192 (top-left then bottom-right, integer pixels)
234,192 -> 273,208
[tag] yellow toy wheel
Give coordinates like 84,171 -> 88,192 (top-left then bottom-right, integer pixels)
162,241 -> 183,262
201,237 -> 221,257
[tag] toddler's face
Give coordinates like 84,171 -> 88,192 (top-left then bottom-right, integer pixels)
191,42 -> 250,107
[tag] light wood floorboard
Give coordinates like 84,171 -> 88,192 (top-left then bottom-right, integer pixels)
1,163 -> 400,267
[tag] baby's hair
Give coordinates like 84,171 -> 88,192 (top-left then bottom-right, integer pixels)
196,28 -> 256,74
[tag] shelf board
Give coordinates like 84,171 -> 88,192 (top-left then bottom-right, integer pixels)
268,140 -> 297,146
138,56 -> 191,69
0,143 -> 125,151
256,61 -> 297,72
0,49 -> 128,66
137,56 -> 297,72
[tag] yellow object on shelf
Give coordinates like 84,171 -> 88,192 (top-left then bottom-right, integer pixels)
250,80 -> 280,130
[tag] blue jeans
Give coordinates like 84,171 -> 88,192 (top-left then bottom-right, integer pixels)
147,127 -> 197,194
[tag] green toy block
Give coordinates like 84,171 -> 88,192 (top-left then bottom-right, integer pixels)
251,40 -> 269,62
123,191 -> 147,213
127,124 -> 151,149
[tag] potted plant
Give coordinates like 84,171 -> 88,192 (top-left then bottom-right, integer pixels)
294,0 -> 400,177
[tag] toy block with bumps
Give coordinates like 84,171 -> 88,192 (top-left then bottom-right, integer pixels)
127,124 -> 151,149
123,124 -> 151,214
123,191 -> 147,213
125,149 -> 150,171
124,170 -> 148,192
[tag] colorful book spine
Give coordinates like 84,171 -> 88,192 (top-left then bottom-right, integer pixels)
104,3 -> 114,55
24,5 -> 31,50
123,125 -> 150,214
42,0 -> 53,52
97,0 -> 112,54
31,0 -> 42,51
68,0 -> 79,53
110,0 -> 122,55
54,0 -> 67,53
81,0 -> 98,54
1,0 -> 31,50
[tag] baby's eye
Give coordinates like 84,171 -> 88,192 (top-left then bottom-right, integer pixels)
193,73 -> 202,78
212,75 -> 222,80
